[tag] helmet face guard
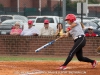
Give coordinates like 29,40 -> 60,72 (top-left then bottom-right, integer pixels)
65,14 -> 76,22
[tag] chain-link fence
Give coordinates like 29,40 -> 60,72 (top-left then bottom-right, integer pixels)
88,6 -> 100,17
0,0 -> 76,17
0,0 -> 62,16
0,0 -> 100,17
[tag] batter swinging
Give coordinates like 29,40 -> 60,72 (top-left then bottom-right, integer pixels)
57,14 -> 97,70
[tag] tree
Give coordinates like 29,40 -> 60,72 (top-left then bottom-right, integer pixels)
0,4 -> 4,11
88,0 -> 100,4
53,3 -> 62,11
65,0 -> 100,12
0,4 -> 3,8
66,0 -> 77,12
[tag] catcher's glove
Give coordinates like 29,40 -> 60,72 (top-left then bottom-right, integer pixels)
96,46 -> 100,54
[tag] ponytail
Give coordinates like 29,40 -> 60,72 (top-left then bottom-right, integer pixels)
80,22 -> 84,29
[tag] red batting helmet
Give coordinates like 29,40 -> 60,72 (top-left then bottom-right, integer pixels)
65,14 -> 76,22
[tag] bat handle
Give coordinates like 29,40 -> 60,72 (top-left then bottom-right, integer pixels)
55,37 -> 61,41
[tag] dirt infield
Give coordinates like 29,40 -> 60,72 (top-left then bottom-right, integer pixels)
0,61 -> 99,75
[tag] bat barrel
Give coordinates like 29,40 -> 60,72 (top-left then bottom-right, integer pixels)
35,40 -> 55,53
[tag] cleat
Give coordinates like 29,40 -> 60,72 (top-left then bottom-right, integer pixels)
92,60 -> 97,68
57,65 -> 67,70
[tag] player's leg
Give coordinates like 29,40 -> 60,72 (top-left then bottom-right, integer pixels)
76,48 -> 97,68
75,37 -> 94,62
62,37 -> 85,66
76,37 -> 97,68
57,38 -> 84,70
76,48 -> 94,62
57,46 -> 77,70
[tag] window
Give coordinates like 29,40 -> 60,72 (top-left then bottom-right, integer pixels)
0,16 -> 12,22
36,17 -> 54,23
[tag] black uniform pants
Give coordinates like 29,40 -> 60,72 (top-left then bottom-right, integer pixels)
63,35 -> 94,66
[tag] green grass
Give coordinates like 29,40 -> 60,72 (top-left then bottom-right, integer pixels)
0,56 -> 66,61
0,55 -> 99,61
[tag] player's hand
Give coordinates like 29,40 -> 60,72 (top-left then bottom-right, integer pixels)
59,33 -> 68,39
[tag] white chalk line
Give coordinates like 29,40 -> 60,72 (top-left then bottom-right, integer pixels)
18,70 -> 87,75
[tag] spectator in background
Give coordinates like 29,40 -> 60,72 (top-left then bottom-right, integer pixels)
20,20 -> 39,36
10,22 -> 22,35
85,26 -> 98,37
40,19 -> 54,36
55,23 -> 63,36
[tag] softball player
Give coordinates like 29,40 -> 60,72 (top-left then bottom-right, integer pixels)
57,14 -> 97,70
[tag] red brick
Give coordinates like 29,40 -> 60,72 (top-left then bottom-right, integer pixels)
0,35 -> 99,56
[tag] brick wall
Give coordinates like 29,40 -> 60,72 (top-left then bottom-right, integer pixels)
89,7 -> 100,12
0,0 -> 10,7
0,0 -> 59,9
20,0 -> 37,8
0,35 -> 99,56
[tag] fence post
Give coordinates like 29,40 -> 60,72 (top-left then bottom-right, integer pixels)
62,0 -> 66,32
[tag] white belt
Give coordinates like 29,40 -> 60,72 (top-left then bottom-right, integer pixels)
74,35 -> 83,40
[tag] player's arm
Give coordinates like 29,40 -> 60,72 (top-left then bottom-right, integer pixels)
66,22 -> 77,32
70,22 -> 77,28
